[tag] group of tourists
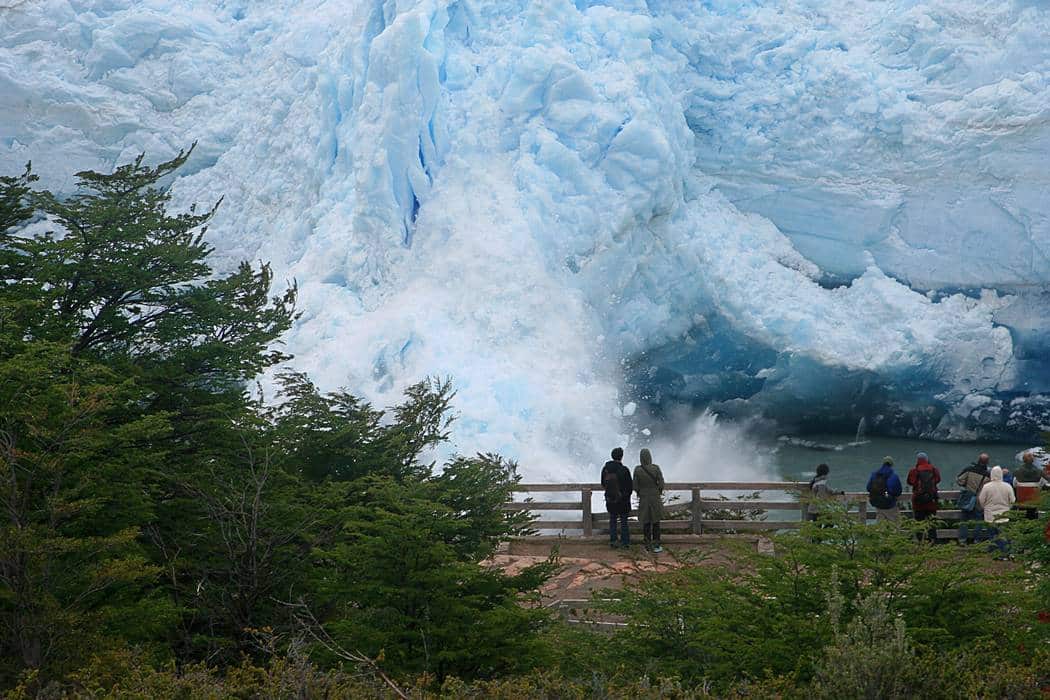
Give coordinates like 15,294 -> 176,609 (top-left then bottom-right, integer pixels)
810,450 -> 1049,548
601,447 -> 665,552
846,450 -> 1050,522
599,446 -> 1048,553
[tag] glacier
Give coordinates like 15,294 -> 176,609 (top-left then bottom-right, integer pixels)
2,0 -> 1050,476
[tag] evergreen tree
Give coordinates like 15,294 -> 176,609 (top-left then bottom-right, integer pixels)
0,344 -> 175,681
0,151 -> 298,683
0,153 -> 559,689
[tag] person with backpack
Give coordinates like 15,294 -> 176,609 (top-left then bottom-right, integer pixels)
956,456 -> 992,543
866,457 -> 903,521
601,447 -> 633,548
955,456 -> 990,519
906,452 -> 941,521
633,448 -> 665,553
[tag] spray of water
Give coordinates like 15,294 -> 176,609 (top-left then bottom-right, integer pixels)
631,408 -> 775,484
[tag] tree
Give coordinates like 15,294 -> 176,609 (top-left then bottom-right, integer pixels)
0,152 -> 560,690
312,465 -> 554,682
0,164 -> 35,233
268,371 -> 454,483
0,344 -> 175,682
0,151 -> 298,682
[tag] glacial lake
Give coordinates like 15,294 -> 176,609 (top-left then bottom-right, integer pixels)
769,434 -> 1039,492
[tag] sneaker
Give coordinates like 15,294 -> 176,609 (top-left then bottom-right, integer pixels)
652,545 -> 664,553
609,541 -> 619,549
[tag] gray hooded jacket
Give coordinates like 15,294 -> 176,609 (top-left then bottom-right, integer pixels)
634,449 -> 665,524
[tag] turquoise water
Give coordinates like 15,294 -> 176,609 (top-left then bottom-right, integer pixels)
769,434 -> 1038,492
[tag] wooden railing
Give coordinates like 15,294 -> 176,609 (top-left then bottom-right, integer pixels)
506,482 -> 1033,537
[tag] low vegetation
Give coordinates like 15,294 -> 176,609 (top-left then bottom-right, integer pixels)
1,153 -> 1047,698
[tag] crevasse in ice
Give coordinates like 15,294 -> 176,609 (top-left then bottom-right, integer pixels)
2,0 -> 1049,474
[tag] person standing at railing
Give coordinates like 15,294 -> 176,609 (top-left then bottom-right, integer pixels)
907,452 -> 941,541
806,463 -> 844,523
977,466 -> 1015,557
955,456 -> 991,542
1013,452 -> 1042,519
866,457 -> 903,521
601,447 -> 633,548
906,452 -> 941,522
634,448 -> 665,553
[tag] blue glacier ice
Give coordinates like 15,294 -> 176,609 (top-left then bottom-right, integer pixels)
2,0 -> 1049,477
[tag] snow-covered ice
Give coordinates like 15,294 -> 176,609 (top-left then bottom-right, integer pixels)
2,0 -> 1049,476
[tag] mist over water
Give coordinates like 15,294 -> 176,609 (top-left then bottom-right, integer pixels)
633,409 -> 774,485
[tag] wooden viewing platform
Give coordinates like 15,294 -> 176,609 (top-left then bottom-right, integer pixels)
506,481 -> 1044,541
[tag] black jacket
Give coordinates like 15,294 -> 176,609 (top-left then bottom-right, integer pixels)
601,460 -> 633,515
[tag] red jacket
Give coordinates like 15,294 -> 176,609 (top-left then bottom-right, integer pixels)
907,459 -> 941,512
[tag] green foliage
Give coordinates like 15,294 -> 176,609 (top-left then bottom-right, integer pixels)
589,508 -> 1038,692
313,458 -> 555,682
4,153 -> 1048,698
0,163 -> 36,233
0,343 -> 175,681
0,152 -> 560,691
811,589 -> 913,700
267,371 -> 454,482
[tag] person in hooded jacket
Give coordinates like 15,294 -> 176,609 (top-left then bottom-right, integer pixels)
978,466 -> 1016,523
601,447 -> 633,548
977,466 -> 1016,557
906,452 -> 941,521
866,457 -> 903,521
633,449 -> 665,553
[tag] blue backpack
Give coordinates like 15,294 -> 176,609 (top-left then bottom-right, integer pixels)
956,489 -> 977,513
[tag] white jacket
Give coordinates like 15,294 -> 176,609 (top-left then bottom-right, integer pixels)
977,467 -> 1015,523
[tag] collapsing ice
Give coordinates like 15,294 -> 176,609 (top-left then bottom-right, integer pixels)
2,0 -> 1049,474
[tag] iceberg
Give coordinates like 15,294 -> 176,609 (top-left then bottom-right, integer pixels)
2,0 -> 1049,475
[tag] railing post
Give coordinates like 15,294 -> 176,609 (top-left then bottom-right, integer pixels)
857,499 -> 867,523
691,488 -> 702,535
582,487 -> 592,537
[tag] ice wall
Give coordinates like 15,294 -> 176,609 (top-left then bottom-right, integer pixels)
2,0 -> 1049,474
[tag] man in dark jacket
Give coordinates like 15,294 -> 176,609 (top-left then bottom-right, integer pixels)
1014,452 -> 1042,483
1013,452 -> 1042,519
601,447 -> 633,547
866,457 -> 903,521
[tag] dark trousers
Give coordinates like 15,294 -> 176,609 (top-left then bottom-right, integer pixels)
958,511 -> 983,543
913,509 -> 936,541
609,511 -> 629,545
643,523 -> 661,546
985,527 -> 1009,556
